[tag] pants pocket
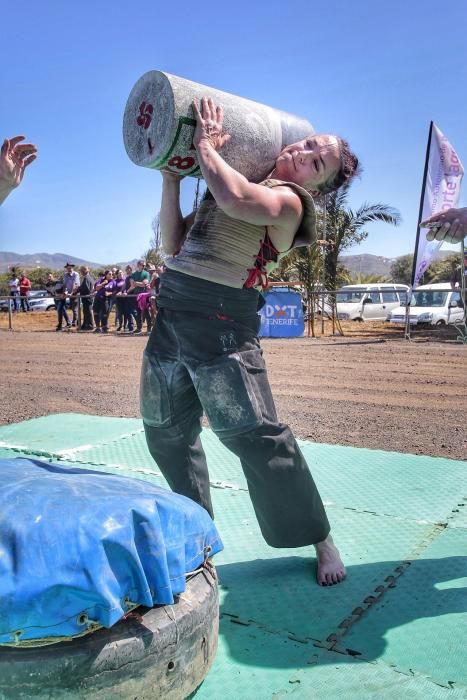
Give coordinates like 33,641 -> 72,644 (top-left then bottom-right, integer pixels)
140,351 -> 172,427
195,352 -> 264,436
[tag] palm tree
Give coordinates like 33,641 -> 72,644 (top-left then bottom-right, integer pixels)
318,186 -> 401,292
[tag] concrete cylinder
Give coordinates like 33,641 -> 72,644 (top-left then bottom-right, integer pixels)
123,71 -> 315,182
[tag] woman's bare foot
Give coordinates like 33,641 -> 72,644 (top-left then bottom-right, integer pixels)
314,534 -> 346,586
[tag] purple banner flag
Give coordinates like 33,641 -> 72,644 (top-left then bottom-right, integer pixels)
414,123 -> 464,288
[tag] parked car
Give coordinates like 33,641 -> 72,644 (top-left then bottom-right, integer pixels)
389,283 -> 465,326
0,290 -> 56,312
336,284 -> 409,321
27,290 -> 57,311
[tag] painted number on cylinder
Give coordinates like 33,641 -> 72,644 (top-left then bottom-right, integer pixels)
167,155 -> 195,171
137,102 -> 154,129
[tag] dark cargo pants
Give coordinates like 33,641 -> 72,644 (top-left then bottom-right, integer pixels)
141,308 -> 330,548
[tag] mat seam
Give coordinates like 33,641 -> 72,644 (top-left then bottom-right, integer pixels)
314,521 -> 447,658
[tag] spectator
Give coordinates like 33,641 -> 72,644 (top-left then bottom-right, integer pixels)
8,272 -> 20,312
113,269 -> 126,331
93,270 -> 115,333
19,273 -> 32,312
77,266 -> 95,331
154,265 -> 165,295
53,276 -> 71,331
147,264 -> 159,323
45,273 -> 56,297
107,267 -> 119,321
63,263 -> 80,326
136,289 -> 153,333
128,260 -> 150,333
0,136 -> 37,205
119,264 -> 135,333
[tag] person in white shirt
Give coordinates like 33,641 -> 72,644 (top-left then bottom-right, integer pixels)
63,263 -> 80,326
7,273 -> 20,312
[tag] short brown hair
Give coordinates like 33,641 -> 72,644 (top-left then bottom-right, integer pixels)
316,137 -> 359,194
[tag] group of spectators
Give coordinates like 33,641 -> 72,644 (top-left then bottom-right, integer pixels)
41,260 -> 164,333
7,272 -> 32,311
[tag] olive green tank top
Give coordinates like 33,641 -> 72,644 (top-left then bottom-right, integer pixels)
165,179 -> 317,289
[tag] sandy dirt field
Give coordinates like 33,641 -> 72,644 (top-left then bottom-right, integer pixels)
1,311 -> 466,461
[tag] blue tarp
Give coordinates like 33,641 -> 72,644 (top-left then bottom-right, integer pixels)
0,458 -> 223,644
259,290 -> 304,337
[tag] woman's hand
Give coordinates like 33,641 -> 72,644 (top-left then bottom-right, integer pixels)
192,97 -> 231,152
160,168 -> 184,182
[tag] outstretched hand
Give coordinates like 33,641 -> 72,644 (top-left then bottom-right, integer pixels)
420,207 -> 467,244
0,136 -> 37,189
192,97 -> 231,152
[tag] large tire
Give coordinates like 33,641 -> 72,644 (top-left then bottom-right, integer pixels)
0,568 -> 218,700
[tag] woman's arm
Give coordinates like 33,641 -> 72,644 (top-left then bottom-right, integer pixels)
192,97 -> 302,233
160,173 -> 195,255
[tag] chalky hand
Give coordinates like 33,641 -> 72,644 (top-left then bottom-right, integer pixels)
192,97 -> 231,152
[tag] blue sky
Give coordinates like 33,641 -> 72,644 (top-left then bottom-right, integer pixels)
1,0 -> 466,264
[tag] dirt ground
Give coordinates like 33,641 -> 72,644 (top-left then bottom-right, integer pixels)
1,311 -> 466,461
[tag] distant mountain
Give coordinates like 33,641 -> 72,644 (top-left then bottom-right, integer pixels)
1,250 -> 456,277
0,252 -> 138,273
339,254 -> 396,277
339,251 -> 455,278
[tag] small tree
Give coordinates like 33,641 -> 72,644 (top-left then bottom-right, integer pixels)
143,213 -> 165,267
390,252 -> 462,286
390,254 -> 413,285
425,253 -> 462,284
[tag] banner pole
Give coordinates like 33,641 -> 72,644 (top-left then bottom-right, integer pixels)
321,194 -> 327,336
405,121 -> 434,340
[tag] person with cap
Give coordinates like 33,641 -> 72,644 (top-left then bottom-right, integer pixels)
0,136 -> 37,205
77,266 -> 95,331
141,96 -> 359,586
53,274 -> 71,331
63,263 -> 80,326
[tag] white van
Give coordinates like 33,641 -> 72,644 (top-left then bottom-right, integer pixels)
336,284 -> 409,321
390,283 -> 465,326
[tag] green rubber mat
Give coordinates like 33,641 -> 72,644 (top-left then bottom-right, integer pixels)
213,495 -> 437,643
197,623 -> 467,700
339,527 -> 467,686
0,414 -> 142,456
298,441 -> 467,525
0,413 -> 466,697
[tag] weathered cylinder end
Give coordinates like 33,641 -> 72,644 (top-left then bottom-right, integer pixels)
123,71 -> 176,169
